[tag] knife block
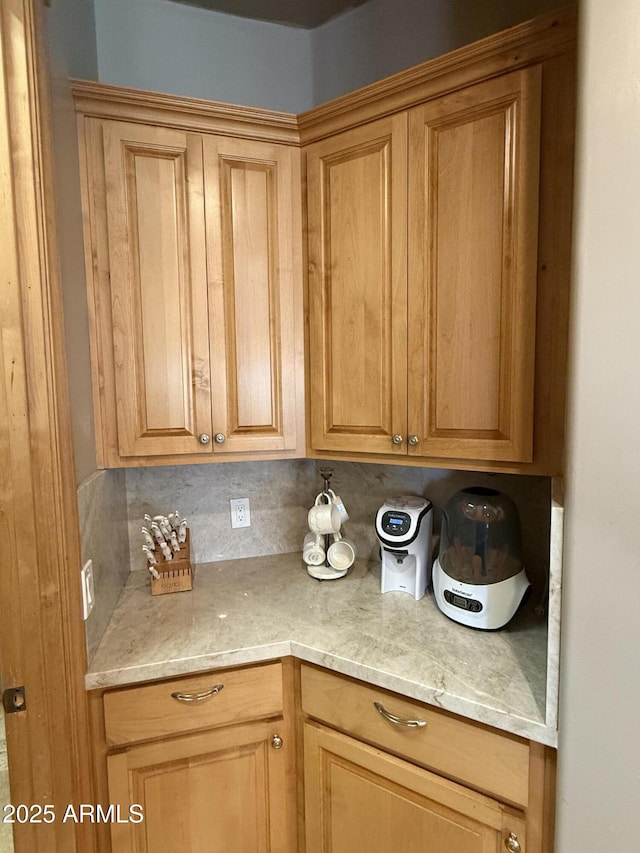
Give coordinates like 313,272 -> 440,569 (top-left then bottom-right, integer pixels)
150,529 -> 194,596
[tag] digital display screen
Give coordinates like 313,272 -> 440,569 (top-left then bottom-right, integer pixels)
453,595 -> 468,609
381,510 -> 411,537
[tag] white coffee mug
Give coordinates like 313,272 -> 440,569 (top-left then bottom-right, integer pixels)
328,489 -> 349,524
308,496 -> 341,535
302,532 -> 325,567
327,532 -> 356,571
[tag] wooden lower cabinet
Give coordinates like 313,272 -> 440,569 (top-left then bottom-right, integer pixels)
304,723 -> 526,853
95,662 -> 297,853
300,664 -> 555,853
107,721 -> 291,853
94,660 -> 554,853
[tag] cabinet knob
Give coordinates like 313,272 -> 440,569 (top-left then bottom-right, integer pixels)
199,433 -> 211,445
504,833 -> 522,853
271,735 -> 283,750
214,433 -> 226,444
392,434 -> 404,445
408,435 -> 419,446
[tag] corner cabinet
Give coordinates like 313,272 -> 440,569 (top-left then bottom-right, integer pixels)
75,85 -> 304,467
303,9 -> 575,475
304,725 -> 527,853
301,664 -> 556,853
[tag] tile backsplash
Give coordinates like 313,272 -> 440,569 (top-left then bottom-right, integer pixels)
125,459 -> 316,570
80,458 -> 551,661
124,459 -> 550,589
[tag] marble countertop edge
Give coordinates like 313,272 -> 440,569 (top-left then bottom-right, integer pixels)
85,636 -> 557,747
84,641 -> 293,691
288,642 -> 557,748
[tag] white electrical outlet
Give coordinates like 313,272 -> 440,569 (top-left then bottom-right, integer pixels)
81,559 -> 95,620
230,498 -> 251,529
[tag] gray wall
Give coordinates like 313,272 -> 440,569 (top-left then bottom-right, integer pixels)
93,0 -> 560,111
93,0 -> 313,112
557,0 -> 640,847
310,0 -> 562,104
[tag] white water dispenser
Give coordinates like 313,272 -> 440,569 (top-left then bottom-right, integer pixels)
375,496 -> 433,600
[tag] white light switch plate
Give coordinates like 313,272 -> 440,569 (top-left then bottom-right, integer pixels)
230,498 -> 251,529
81,559 -> 95,620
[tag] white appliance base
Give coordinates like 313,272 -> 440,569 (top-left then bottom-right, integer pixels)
307,563 -> 348,581
433,557 -> 530,630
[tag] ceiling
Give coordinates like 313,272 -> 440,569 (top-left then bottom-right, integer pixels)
167,0 -> 371,28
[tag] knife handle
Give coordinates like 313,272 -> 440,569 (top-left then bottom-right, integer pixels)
141,528 -> 156,550
142,545 -> 157,565
150,522 -> 165,545
178,519 -> 188,544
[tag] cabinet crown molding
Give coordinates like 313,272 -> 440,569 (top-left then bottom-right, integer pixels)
298,4 -> 576,143
71,79 -> 300,145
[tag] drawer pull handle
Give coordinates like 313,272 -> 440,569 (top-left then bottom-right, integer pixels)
171,684 -> 224,703
374,701 -> 427,728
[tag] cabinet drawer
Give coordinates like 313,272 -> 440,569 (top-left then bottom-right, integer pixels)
104,662 -> 283,746
300,664 -> 530,807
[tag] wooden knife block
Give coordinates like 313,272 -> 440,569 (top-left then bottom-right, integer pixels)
150,529 -> 194,596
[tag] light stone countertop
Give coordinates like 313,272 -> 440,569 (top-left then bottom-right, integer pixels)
86,553 -> 555,746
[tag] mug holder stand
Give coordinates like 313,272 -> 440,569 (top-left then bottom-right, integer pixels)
305,469 -> 350,580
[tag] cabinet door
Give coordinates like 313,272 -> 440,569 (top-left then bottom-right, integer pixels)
408,67 -> 541,462
102,121 -> 212,458
304,723 -> 526,853
204,137 -> 302,454
306,115 -> 408,455
107,721 -> 294,853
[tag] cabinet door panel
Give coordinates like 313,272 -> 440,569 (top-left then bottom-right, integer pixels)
304,723 -> 526,853
108,721 -> 292,853
306,115 -> 408,455
408,67 -> 541,462
205,137 -> 301,453
102,121 -> 212,457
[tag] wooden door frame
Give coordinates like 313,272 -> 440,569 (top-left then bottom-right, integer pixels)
0,1 -> 95,850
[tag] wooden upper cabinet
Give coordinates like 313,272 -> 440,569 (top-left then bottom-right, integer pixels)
204,137 -> 301,454
306,114 -> 409,454
102,121 -> 212,458
76,88 -> 304,466
305,65 -> 547,467
408,67 -> 542,462
301,9 -> 576,474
